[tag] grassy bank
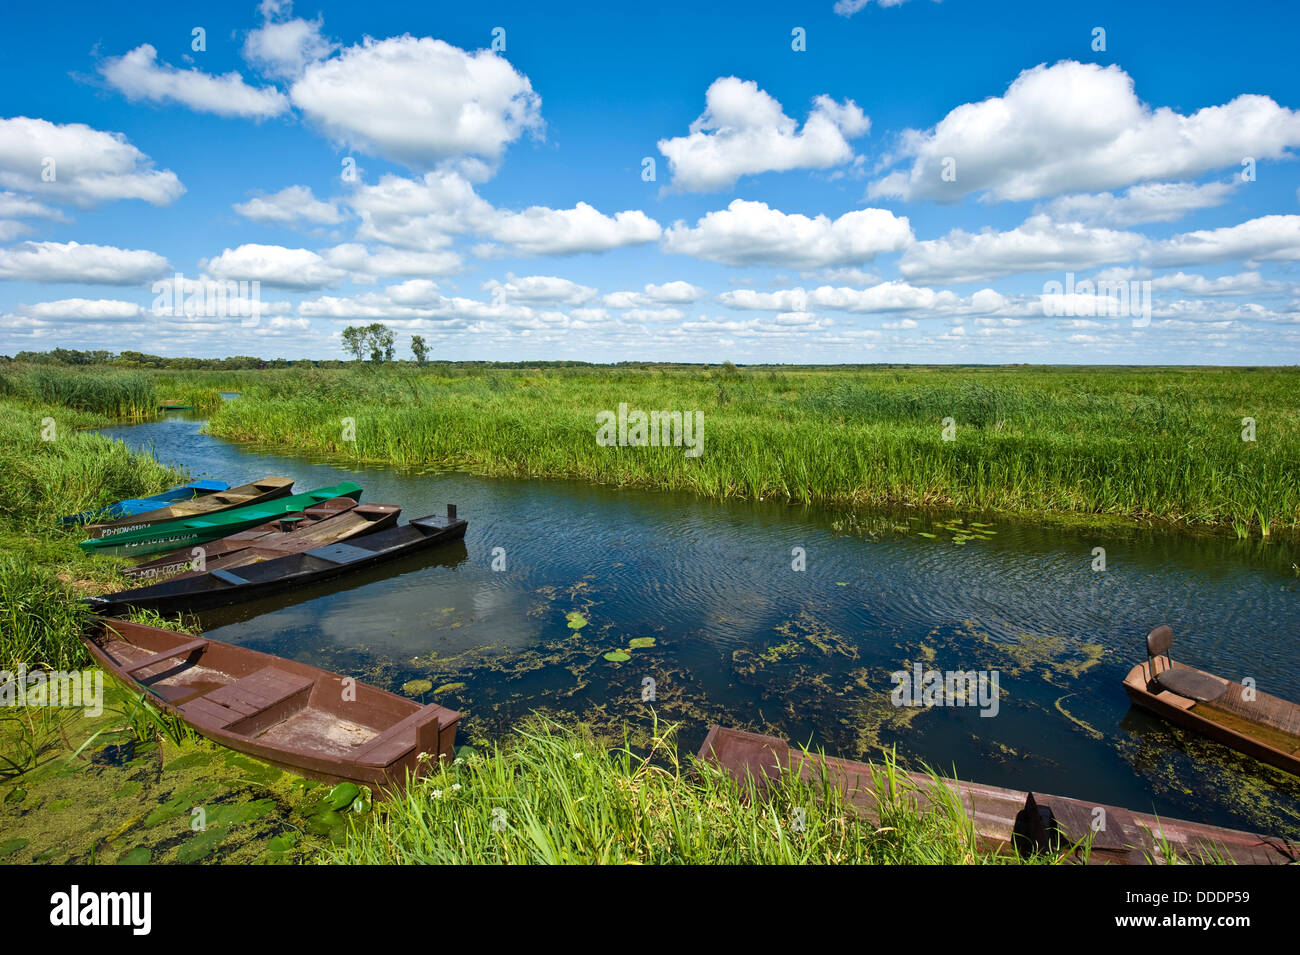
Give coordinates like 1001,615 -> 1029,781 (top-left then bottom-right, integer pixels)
0,395 -> 186,669
201,364 -> 1300,534
331,719 -> 1018,865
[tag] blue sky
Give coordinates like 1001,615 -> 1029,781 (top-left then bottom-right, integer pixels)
1,0 -> 1298,363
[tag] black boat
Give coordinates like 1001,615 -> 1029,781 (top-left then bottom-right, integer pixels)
86,507 -> 466,616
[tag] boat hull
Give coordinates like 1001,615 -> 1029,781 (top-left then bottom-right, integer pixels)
79,481 -> 362,558
60,480 -> 229,526
84,618 -> 459,787
1123,658 -> 1300,778
87,511 -> 465,615
122,497 -> 362,580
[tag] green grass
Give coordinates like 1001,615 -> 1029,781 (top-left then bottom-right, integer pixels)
0,397 -> 187,669
328,717 -> 1024,865
202,364 -> 1300,533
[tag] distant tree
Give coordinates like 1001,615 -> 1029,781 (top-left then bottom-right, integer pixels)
363,323 -> 395,363
411,335 -> 428,366
341,326 -> 366,362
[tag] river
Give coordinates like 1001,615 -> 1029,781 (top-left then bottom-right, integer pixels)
98,413 -> 1300,837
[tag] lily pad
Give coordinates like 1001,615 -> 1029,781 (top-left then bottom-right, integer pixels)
164,752 -> 212,772
603,651 -> 631,662
116,846 -> 151,865
916,532 -> 937,539
267,833 -> 299,853
175,824 -> 227,863
401,679 -> 433,696
566,611 -> 589,630
0,838 -> 28,858
323,782 -> 361,811
433,682 -> 465,694
627,637 -> 656,649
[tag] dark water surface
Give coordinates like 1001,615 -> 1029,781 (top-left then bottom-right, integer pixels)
99,415 -> 1300,836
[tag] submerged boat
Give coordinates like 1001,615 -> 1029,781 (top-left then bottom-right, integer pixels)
78,480 -> 363,558
123,496 -> 361,580
1123,625 -> 1300,778
700,725 -> 1297,865
86,506 -> 466,615
83,617 -> 460,787
59,480 -> 229,526
81,477 -> 296,540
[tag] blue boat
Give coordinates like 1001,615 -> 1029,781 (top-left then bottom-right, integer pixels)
60,480 -> 230,526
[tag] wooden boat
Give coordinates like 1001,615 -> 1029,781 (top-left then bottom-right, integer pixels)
82,477 -> 296,540
59,480 -> 229,526
83,617 -> 460,787
158,502 -> 401,582
1123,625 -> 1300,778
78,480 -> 362,558
699,726 -> 1297,865
86,506 -> 466,615
123,497 -> 361,580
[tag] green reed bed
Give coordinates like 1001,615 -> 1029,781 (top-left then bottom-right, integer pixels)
0,365 -> 157,418
207,365 -> 1300,533
328,718 -> 1023,865
0,398 -> 186,669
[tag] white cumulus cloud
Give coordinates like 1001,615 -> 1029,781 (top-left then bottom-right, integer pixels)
663,200 -> 912,268
0,240 -> 170,284
0,117 -> 184,206
291,36 -> 542,168
869,61 -> 1300,202
658,76 -> 869,192
204,243 -> 346,289
234,185 -> 344,226
899,215 -> 1147,283
100,44 -> 289,119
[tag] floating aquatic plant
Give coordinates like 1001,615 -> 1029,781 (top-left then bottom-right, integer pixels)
401,679 -> 432,697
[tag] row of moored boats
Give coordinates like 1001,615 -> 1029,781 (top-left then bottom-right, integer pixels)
68,477 -> 467,786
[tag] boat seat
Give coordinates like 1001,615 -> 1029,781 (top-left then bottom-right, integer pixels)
1153,667 -> 1227,703
203,667 -> 314,717
349,704 -> 447,766
124,638 -> 209,677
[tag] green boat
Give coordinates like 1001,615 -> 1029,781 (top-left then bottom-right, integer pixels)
78,481 -> 364,558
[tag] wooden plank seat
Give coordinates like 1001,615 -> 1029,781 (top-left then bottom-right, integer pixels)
349,704 -> 446,766
209,568 -> 249,586
123,638 -> 209,676
178,667 -> 314,731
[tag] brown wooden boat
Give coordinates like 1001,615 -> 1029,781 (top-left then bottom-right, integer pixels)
83,617 -> 460,787
1123,624 -> 1300,778
699,725 -> 1298,865
83,476 -> 295,539
123,497 -> 360,580
166,503 -> 401,581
